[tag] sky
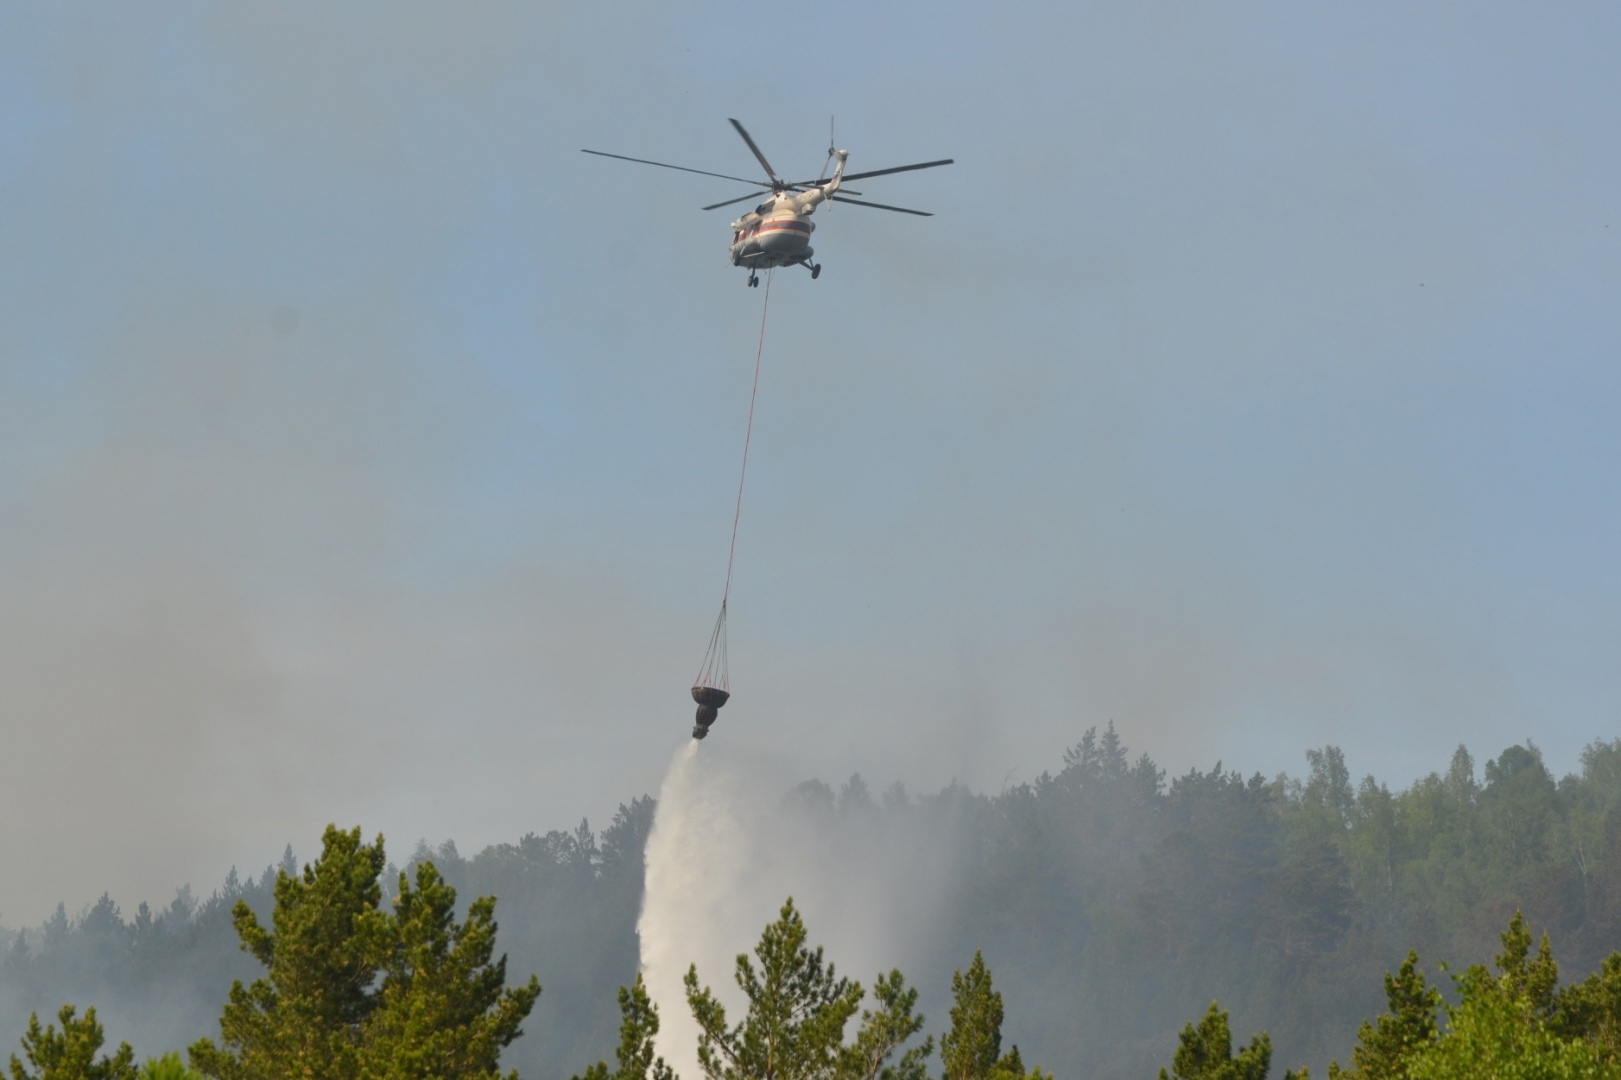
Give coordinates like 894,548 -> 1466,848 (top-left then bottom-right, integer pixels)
0,2 -> 1618,926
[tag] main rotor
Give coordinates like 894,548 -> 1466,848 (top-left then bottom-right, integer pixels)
582,118 -> 953,216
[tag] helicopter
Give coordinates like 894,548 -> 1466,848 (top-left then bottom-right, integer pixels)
583,119 -> 952,286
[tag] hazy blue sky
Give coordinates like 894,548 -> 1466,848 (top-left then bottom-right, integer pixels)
1,2 -> 1617,924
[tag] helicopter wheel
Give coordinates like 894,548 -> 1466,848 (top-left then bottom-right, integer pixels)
747,273 -> 759,288
810,263 -> 821,280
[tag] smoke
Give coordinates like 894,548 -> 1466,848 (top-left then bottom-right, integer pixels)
637,739 -> 967,1079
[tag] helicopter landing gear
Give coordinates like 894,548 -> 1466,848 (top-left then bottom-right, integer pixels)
811,263 -> 821,280
747,273 -> 760,288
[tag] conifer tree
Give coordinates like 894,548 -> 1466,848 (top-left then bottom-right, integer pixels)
9,1005 -> 137,1080
1158,1002 -> 1271,1080
1554,953 -> 1621,1066
1402,966 -> 1601,1080
939,953 -> 1036,1080
1327,951 -> 1442,1079
361,861 -> 541,1079
572,976 -> 674,1080
137,1053 -> 203,1080
683,899 -> 930,1080
836,970 -> 931,1080
685,899 -> 862,1080
1494,911 -> 1558,1019
189,825 -> 539,1080
190,826 -> 392,1080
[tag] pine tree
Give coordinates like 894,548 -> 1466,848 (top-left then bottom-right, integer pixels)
685,899 -> 861,1080
1403,967 -> 1601,1080
938,953 -> 1033,1080
1158,1002 -> 1271,1080
836,969 -> 932,1080
572,976 -> 674,1080
9,1004 -> 137,1080
189,825 -> 539,1080
360,861 -> 541,1079
137,1053 -> 203,1080
1328,951 -> 1442,1079
1554,953 -> 1621,1065
683,899 -> 929,1080
1494,911 -> 1558,1019
190,825 -> 393,1080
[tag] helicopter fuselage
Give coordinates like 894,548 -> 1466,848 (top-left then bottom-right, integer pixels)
727,151 -> 845,278
729,202 -> 816,270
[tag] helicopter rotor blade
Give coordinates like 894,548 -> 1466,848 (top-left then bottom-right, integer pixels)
728,118 -> 782,186
784,182 -> 865,196
581,149 -> 772,188
834,158 -> 954,183
701,191 -> 770,211
703,185 -> 865,211
827,195 -> 933,216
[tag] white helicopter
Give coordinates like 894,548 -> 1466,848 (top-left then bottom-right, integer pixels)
584,119 -> 952,286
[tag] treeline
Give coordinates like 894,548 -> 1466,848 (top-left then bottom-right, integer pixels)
0,799 -> 653,1080
881,730 -> 1621,1077
4,733 -> 1620,1078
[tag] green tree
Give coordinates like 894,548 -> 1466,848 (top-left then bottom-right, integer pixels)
9,1005 -> 137,1080
683,899 -> 930,1080
361,860 -> 541,1079
836,970 -> 931,1080
938,953 -> 1036,1080
138,1053 -> 203,1080
572,976 -> 674,1080
1158,1002 -> 1271,1080
189,824 -> 539,1080
190,825 -> 393,1080
1404,967 -> 1602,1080
1496,912 -> 1559,1020
1328,951 -> 1442,1079
1555,953 -> 1621,1065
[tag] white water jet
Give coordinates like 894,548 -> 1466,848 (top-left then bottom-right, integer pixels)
637,740 -> 960,1079
637,741 -> 760,1080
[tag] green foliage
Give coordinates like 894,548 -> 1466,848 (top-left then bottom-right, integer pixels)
685,898 -> 862,1080
0,800 -> 654,1080
1329,951 -> 1442,1079
8,1005 -> 136,1080
363,859 -> 542,1079
1496,912 -> 1560,1019
187,824 -> 539,1080
836,969 -> 933,1080
1157,1002 -> 1271,1080
683,899 -> 938,1080
137,1053 -> 201,1080
938,953 -> 1033,1080
189,825 -> 393,1079
1554,953 -> 1621,1066
1404,966 -> 1603,1080
571,976 -> 673,1080
1326,913 -> 1621,1080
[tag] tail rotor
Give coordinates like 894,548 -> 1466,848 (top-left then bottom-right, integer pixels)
816,116 -> 837,189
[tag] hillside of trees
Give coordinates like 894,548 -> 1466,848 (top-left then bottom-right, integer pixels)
4,733 -> 1620,1078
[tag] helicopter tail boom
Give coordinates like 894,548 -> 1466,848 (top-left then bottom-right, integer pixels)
792,149 -> 849,213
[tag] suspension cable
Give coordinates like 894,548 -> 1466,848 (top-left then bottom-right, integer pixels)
695,268 -> 774,692
724,268 -> 773,607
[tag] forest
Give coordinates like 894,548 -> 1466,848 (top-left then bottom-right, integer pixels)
4,731 -> 1621,1078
